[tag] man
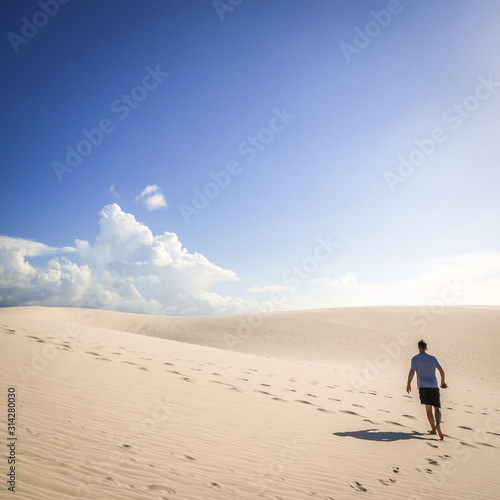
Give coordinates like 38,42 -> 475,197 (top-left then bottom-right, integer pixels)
406,340 -> 448,440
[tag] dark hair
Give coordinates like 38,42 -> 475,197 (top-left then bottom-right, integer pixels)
418,340 -> 427,349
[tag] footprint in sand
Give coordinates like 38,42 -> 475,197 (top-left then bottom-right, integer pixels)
403,414 -> 417,420
427,443 -> 439,448
385,421 -> 405,427
363,419 -> 377,424
378,478 -> 396,485
426,458 -> 439,466
236,378 -> 249,381
350,481 -> 367,492
260,383 -> 271,387
306,394 -> 317,398
391,466 -> 400,473
295,400 -> 316,406
340,410 -> 361,416
146,485 -> 176,493
458,426 -> 474,430
459,441 -> 478,448
328,397 -> 341,402
352,404 -> 365,408
211,380 -> 234,387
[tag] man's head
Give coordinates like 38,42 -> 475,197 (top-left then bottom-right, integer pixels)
418,339 -> 427,352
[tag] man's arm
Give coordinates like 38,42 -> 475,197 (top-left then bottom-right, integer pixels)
406,369 -> 415,393
438,367 -> 448,388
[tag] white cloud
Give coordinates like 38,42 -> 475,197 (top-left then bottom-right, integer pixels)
0,204 -> 242,315
0,236 -> 75,257
138,185 -> 160,197
135,185 -> 167,210
109,184 -> 120,198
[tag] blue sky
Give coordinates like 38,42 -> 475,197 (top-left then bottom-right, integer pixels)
1,0 -> 500,315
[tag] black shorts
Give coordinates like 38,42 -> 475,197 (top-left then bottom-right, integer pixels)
418,387 -> 441,408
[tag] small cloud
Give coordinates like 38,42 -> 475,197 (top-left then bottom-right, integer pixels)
136,185 -> 167,210
310,273 -> 358,288
109,184 -> 120,199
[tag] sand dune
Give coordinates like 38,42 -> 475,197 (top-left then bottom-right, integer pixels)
1,306 -> 499,499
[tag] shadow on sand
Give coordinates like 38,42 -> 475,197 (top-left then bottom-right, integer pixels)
333,428 -> 430,442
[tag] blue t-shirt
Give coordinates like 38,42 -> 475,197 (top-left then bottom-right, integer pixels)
411,352 -> 442,388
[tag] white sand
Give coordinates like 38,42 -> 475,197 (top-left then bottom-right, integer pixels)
1,305 -> 499,499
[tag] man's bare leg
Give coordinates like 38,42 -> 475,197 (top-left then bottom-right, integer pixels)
425,405 -> 436,432
434,407 -> 443,440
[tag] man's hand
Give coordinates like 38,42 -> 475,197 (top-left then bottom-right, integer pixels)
406,383 -> 411,394
440,382 -> 448,389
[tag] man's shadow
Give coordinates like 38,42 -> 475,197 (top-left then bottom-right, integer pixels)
333,428 -> 430,442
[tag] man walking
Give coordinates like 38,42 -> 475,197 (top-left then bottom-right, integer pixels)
406,340 -> 447,440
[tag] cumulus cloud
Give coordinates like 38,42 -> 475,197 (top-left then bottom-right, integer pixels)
0,204 -> 243,315
135,185 -> 167,210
